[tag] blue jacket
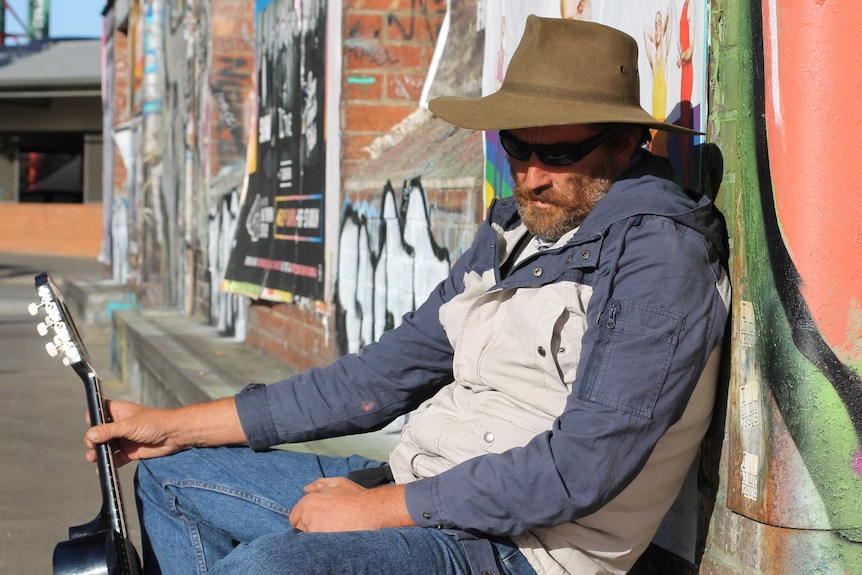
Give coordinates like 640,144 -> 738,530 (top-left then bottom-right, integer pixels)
236,151 -> 730,574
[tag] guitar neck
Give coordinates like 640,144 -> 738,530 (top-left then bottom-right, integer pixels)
76,364 -> 131,539
35,272 -> 141,574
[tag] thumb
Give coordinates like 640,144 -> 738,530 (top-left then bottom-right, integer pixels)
86,422 -> 120,445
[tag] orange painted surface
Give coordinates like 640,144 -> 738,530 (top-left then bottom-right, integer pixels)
763,0 -> 862,358
0,203 -> 104,257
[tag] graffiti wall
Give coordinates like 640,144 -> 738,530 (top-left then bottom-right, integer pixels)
336,178 -> 450,356
706,0 -> 862,571
222,0 -> 328,303
333,0 -> 484,357
208,180 -> 246,339
101,0 -> 254,335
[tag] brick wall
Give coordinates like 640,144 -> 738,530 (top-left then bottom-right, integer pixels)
341,0 -> 444,177
209,0 -> 255,177
247,302 -> 340,372
247,0 -> 446,370
0,204 -> 104,257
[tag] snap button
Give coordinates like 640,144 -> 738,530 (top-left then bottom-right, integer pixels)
581,250 -> 591,260
533,267 -> 543,277
559,347 -> 566,354
537,346 -> 546,357
483,432 -> 495,443
483,571 -> 493,575
423,511 -> 433,520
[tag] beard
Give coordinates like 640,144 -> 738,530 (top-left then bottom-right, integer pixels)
512,158 -> 620,241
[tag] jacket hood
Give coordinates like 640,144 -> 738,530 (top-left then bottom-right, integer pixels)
576,150 -> 729,265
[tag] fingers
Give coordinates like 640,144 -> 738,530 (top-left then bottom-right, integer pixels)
289,500 -> 304,530
85,446 -> 133,468
302,477 -> 354,493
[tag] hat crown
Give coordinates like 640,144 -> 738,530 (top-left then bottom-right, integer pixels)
503,16 -> 641,106
427,14 -> 702,135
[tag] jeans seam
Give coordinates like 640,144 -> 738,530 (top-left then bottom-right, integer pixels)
162,478 -> 293,517
163,483 -> 209,574
160,478 -> 293,574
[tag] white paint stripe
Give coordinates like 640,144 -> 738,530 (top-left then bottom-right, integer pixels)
768,0 -> 782,127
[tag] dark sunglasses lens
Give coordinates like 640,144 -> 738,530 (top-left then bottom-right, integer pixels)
536,147 -> 578,166
500,132 -> 606,166
499,133 -> 531,161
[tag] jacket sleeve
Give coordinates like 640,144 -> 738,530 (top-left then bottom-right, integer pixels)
404,215 -> 730,534
235,222 -> 497,450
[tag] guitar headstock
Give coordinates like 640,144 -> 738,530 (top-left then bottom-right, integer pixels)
29,273 -> 92,371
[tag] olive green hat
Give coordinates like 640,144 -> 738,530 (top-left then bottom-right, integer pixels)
429,15 -> 701,135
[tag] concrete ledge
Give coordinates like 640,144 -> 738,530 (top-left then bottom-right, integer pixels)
111,308 -> 399,461
64,278 -> 140,324
112,309 -> 290,407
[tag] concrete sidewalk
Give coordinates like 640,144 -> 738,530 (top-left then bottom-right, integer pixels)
0,251 -> 400,573
0,252 -> 139,573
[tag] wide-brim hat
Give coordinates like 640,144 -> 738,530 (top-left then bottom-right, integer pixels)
429,15 -> 701,135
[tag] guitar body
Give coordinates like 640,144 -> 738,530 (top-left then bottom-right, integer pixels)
31,273 -> 142,575
53,530 -> 120,575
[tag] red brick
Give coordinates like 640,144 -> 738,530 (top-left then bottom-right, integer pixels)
344,73 -> 383,100
345,103 -> 414,132
385,12 -> 444,43
212,36 -> 254,53
0,204 -> 103,256
352,0 -> 407,9
344,42 -> 425,71
342,134 -> 379,161
386,73 -> 425,100
345,13 -> 384,42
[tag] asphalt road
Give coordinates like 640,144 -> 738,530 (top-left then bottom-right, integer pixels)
0,253 -> 141,573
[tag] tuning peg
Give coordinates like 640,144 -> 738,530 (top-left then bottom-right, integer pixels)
37,322 -> 49,336
45,341 -> 59,357
28,302 -> 42,316
62,357 -> 71,367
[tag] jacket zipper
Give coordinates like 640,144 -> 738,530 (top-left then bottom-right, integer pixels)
601,300 -> 620,328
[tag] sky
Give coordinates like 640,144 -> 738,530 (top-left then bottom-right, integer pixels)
4,0 -> 104,41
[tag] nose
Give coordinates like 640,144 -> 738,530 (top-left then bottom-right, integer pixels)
522,159 -> 553,191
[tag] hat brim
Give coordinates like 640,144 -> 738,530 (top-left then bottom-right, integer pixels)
429,89 -> 703,136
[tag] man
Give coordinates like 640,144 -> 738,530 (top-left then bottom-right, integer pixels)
87,16 -> 730,575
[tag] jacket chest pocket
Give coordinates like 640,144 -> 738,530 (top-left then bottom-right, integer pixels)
578,299 -> 684,418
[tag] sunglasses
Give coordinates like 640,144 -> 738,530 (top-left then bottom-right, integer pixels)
498,130 -> 608,166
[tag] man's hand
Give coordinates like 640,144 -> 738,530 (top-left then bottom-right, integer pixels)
84,397 -> 245,467
289,478 -> 415,532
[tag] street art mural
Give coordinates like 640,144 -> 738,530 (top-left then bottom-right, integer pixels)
336,178 -> 449,356
334,0 -> 482,358
102,0 -> 253,333
716,0 -> 862,570
208,185 -> 246,339
481,0 -> 707,206
223,0 -> 328,303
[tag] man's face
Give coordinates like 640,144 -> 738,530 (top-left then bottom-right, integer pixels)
506,124 -> 634,241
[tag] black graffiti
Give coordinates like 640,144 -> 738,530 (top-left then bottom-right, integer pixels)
387,0 -> 445,42
211,55 -> 253,160
334,178 -> 449,356
346,19 -> 399,66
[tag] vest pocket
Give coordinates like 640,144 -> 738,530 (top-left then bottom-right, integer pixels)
578,299 -> 683,418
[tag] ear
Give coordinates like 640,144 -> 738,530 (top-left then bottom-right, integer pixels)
613,127 -> 642,166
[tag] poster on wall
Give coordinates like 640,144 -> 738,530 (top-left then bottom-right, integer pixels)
482,0 -> 707,205
222,0 -> 328,303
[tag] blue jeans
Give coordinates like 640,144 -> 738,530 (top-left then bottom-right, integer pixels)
134,446 -> 538,575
